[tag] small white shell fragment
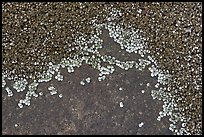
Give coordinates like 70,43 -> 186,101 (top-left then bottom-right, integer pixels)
59,94 -> 63,98
137,9 -> 142,14
119,102 -> 124,108
80,81 -> 85,85
48,86 -> 57,95
55,73 -> 63,81
15,124 -> 18,127
138,122 -> 144,127
48,86 -> 55,91
181,123 -> 186,127
157,116 -> 161,121
85,77 -> 91,83
146,83 -> 150,87
48,62 -> 53,66
155,83 -> 160,88
141,90 -> 145,93
18,103 -> 23,108
119,87 -> 123,91
5,87 -> 13,97
33,93 -> 39,98
39,92 -> 43,96
2,78 -> 6,88
50,90 -> 57,95
98,75 -> 106,81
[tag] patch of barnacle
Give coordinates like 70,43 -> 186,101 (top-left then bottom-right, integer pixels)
2,2 -> 202,135
111,3 -> 202,135
2,2 -> 108,80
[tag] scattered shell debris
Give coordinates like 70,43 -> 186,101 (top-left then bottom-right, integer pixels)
80,77 -> 91,86
48,86 -> 58,95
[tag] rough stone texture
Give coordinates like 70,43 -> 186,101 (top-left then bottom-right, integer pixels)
2,63 -> 173,135
2,2 -> 202,135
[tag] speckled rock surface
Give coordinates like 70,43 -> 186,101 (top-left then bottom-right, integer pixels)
2,2 -> 202,135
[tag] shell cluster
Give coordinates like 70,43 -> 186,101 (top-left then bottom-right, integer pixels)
2,2 -> 202,135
